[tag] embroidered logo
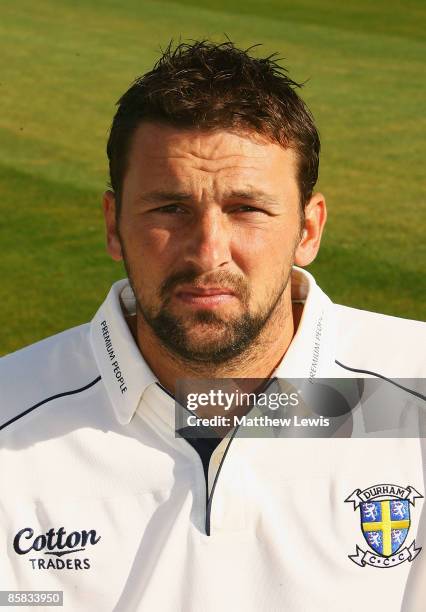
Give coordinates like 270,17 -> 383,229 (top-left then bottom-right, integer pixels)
345,484 -> 423,568
13,526 -> 101,571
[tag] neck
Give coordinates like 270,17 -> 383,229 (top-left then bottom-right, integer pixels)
129,290 -> 302,396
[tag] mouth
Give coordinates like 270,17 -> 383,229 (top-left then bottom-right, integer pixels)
174,286 -> 237,308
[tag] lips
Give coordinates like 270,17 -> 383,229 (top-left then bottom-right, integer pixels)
177,286 -> 235,296
174,286 -> 237,307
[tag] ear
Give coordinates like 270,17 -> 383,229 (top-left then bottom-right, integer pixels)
294,192 -> 327,267
103,190 -> 123,261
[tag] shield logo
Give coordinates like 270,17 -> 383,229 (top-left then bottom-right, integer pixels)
360,499 -> 410,557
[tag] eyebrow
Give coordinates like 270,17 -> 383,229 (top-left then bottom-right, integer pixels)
225,189 -> 281,207
139,190 -> 192,204
138,189 -> 281,207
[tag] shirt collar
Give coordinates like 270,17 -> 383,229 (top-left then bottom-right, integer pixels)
90,267 -> 338,427
274,266 -> 338,379
90,279 -> 158,426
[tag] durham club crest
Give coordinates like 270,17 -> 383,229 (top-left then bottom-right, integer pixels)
345,483 -> 423,568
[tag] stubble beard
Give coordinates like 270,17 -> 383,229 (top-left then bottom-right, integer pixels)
121,253 -> 294,366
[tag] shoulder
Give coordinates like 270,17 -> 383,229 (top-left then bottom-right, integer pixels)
0,324 -> 100,433
333,304 -> 426,378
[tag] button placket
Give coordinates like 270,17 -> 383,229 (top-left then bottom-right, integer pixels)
206,437 -> 248,534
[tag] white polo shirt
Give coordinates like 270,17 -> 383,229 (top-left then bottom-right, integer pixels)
0,268 -> 425,611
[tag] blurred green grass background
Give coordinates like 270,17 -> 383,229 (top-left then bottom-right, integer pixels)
1,0 -> 425,355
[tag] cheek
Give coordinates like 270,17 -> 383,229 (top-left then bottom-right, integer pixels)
232,225 -> 297,278
123,224 -> 177,263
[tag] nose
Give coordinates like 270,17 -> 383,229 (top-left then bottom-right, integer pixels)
183,207 -> 232,272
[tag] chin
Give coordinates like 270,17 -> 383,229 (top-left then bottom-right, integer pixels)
183,329 -> 230,349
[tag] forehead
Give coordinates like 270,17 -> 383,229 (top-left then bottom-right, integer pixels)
124,122 -> 299,194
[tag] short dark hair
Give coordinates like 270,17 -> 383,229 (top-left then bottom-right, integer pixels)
107,40 -> 320,211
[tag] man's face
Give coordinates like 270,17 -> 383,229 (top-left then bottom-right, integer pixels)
105,123 -> 321,363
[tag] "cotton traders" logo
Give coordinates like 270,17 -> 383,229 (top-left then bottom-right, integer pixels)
13,527 -> 101,570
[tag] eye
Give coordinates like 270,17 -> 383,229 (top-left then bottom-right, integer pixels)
232,205 -> 264,213
154,204 -> 186,214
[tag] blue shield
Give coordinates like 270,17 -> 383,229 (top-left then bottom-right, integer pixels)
360,499 -> 410,557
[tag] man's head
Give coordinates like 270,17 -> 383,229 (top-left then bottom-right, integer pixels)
107,40 -> 320,213
103,40 -> 326,365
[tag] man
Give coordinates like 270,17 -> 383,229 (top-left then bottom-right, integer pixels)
0,40 -> 425,611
